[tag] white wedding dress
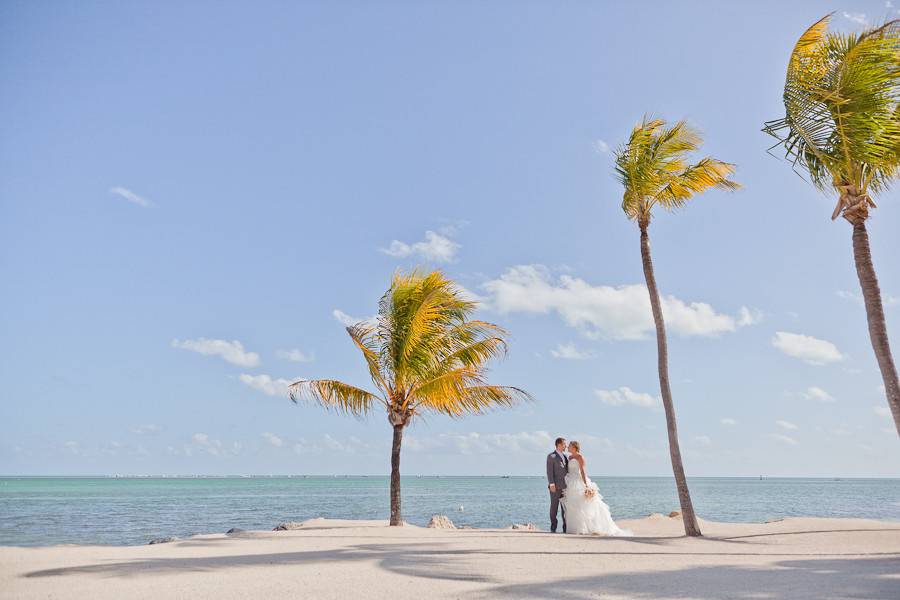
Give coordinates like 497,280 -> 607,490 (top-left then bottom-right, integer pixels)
561,458 -> 632,536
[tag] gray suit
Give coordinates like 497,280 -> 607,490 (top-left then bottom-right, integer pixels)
546,450 -> 568,532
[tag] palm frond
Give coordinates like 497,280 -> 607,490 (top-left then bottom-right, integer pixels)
293,269 -> 528,426
614,117 -> 739,221
428,385 -> 533,418
764,14 -> 900,195
346,322 -> 390,396
288,378 -> 381,416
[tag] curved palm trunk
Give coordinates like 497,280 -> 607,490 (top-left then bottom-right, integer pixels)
851,222 -> 900,436
640,223 -> 702,537
389,424 -> 404,526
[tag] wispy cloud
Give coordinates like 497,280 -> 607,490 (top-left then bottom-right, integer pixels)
131,424 -> 161,435
482,265 -> 759,340
776,420 -> 799,431
239,373 -> 293,397
768,433 -> 799,446
550,342 -> 594,360
276,349 -> 314,363
693,435 -> 711,446
802,386 -> 835,403
185,433 -> 241,457
720,418 -> 737,426
594,386 -> 659,408
874,405 -> 892,418
841,11 -> 870,25
332,309 -> 377,328
593,139 -> 610,153
837,289 -> 898,306
109,186 -> 153,208
262,432 -> 284,447
172,338 -> 261,367
771,332 -> 845,365
380,230 -> 460,263
406,430 -> 560,455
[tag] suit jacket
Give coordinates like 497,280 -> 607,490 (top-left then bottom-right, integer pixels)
546,451 -> 568,491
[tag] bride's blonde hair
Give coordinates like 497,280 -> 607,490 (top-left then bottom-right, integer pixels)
569,440 -> 580,452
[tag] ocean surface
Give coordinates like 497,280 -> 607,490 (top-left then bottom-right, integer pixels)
1,476 -> 899,546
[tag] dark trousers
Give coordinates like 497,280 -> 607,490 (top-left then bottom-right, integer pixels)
549,488 -> 566,532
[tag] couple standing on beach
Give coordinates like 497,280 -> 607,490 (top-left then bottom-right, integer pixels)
547,437 -> 631,536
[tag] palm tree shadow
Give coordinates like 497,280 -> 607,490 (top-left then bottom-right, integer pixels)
23,542 -> 495,584
22,541 -> 900,597
477,557 -> 900,600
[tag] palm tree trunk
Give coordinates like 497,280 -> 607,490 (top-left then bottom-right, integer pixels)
389,423 -> 404,526
851,221 -> 900,436
640,223 -> 702,537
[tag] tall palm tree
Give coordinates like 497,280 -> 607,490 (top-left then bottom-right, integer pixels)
764,14 -> 900,436
614,117 -> 739,537
289,270 -> 530,525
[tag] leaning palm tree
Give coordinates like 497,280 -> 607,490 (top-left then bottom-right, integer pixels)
764,14 -> 900,436
614,117 -> 739,536
289,270 -> 530,525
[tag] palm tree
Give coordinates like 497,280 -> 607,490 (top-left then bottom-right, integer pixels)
764,14 -> 900,437
614,117 -> 739,536
288,270 -> 530,525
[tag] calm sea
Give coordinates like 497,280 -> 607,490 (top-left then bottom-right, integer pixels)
1,476 -> 898,546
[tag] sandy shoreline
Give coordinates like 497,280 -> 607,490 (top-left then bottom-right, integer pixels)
2,516 -> 899,599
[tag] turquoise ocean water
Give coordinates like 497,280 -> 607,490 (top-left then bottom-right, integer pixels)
1,476 -> 898,546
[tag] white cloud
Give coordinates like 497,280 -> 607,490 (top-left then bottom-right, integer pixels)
841,11 -> 869,25
837,290 -> 861,304
406,431 -> 558,455
550,342 -> 594,360
737,307 -> 763,326
776,420 -> 799,431
768,433 -> 799,446
720,418 -> 737,426
771,332 -> 845,365
131,424 -> 161,435
293,434 -> 369,455
262,432 -> 284,447
874,405 -> 892,418
802,386 -> 835,403
239,373 -> 293,397
594,386 -> 659,408
276,349 -> 314,363
380,230 -> 460,263
838,289 -> 899,307
109,186 -> 153,208
694,435 -> 711,446
189,433 -> 241,457
171,338 -> 261,367
481,265 -> 757,340
593,139 -> 610,153
332,309 -> 377,328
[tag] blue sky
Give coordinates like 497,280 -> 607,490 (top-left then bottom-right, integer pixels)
2,1 -> 898,477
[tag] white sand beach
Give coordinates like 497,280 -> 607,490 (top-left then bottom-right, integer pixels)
2,516 -> 898,600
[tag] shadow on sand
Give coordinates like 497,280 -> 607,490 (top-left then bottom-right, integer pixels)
22,537 -> 900,599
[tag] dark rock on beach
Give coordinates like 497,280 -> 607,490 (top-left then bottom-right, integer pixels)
148,536 -> 177,545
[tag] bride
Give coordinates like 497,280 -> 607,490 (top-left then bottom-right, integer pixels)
561,441 -> 632,536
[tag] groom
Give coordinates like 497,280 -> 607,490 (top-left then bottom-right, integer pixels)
546,437 -> 568,533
